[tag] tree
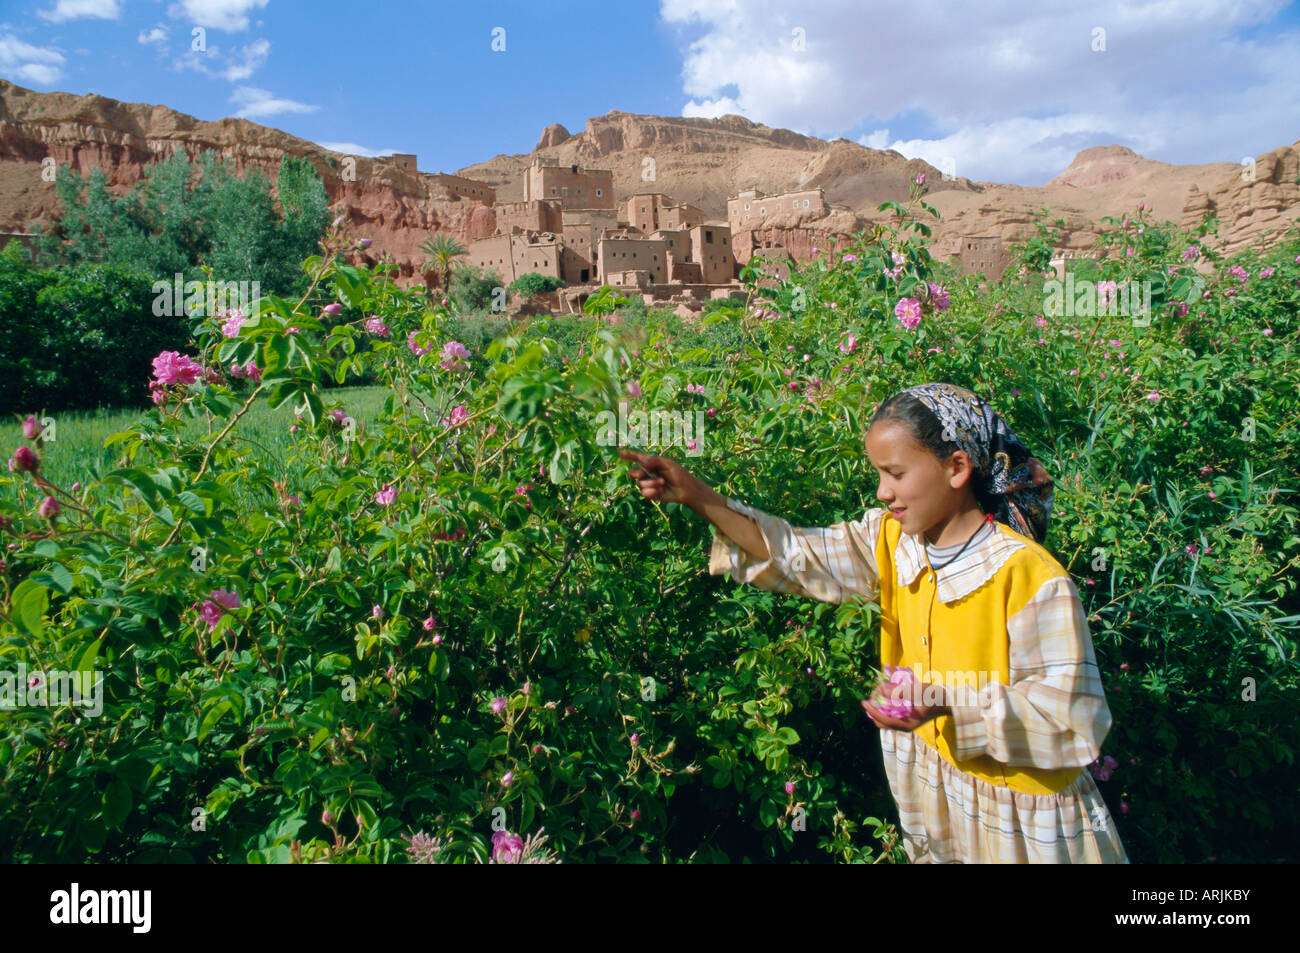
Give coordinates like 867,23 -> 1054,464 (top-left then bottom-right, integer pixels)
29,151 -> 328,298
449,262 -> 505,313
420,234 -> 468,292
507,272 -> 564,300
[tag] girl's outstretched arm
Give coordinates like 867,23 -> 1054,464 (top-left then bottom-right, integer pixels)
948,575 -> 1111,769
706,496 -> 887,606
619,447 -> 885,605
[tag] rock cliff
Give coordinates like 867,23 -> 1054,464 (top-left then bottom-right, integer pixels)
2,78 -> 1297,286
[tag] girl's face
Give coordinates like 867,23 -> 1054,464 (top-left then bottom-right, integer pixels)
864,420 -> 973,537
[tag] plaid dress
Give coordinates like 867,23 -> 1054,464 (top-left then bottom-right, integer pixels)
708,496 -> 1129,864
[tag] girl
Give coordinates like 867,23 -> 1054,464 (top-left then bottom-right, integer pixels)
619,381 -> 1128,863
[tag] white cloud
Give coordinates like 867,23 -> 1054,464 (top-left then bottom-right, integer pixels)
0,33 -> 67,85
660,0 -> 1300,183
316,142 -> 404,158
36,0 -> 121,23
859,128 -> 891,150
219,37 -> 269,81
229,86 -> 317,119
167,0 -> 269,32
138,25 -> 168,46
682,95 -> 743,118
172,37 -> 269,81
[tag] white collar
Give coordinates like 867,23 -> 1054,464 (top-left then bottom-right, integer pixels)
893,522 -> 1025,603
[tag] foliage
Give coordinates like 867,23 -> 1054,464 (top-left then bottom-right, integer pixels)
420,235 -> 469,292
582,285 -> 629,317
2,184 -> 1298,865
0,257 -> 190,415
507,273 -> 564,300
30,151 -> 329,300
449,263 -> 505,315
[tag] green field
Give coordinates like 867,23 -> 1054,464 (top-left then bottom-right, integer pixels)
2,385 -> 394,496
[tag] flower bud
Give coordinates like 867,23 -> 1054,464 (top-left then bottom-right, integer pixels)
11,446 -> 38,472
39,496 -> 60,519
323,303 -> 343,316
322,809 -> 334,825
22,416 -> 41,440
785,781 -> 795,795
359,238 -> 373,249
630,733 -> 639,747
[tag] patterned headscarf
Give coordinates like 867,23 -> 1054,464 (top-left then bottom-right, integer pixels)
893,382 -> 1055,544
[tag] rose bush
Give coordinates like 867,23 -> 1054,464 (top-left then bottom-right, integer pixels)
2,188 -> 1297,863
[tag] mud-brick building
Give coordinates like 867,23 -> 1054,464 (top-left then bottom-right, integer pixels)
524,156 -> 615,210
727,187 -> 827,231
626,193 -> 704,233
468,231 -> 562,284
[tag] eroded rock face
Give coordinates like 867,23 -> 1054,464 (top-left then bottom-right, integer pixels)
3,78 -> 1296,288
0,79 -> 492,289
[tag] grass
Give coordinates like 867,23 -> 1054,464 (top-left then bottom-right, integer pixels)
2,385 -> 396,500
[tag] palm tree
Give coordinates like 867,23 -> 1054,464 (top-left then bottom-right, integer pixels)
420,234 -> 468,292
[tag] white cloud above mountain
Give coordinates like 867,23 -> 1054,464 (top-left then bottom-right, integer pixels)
0,33 -> 66,84
661,0 -> 1300,183
229,85 -> 316,119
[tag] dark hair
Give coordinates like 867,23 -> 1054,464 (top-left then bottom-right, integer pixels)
869,390 -> 993,515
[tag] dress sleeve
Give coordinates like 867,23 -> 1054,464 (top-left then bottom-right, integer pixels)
707,496 -> 887,605
949,575 -> 1112,768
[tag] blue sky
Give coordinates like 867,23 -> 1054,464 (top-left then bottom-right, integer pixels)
2,0 -> 1298,185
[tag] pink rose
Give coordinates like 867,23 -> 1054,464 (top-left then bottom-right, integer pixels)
408,330 -> 432,357
927,282 -> 950,311
872,665 -> 916,719
894,297 -> 922,329
199,588 -> 241,631
151,351 -> 204,387
439,340 -> 471,372
492,830 -> 525,863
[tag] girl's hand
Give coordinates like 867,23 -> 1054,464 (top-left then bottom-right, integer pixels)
861,669 -> 950,732
619,448 -> 701,506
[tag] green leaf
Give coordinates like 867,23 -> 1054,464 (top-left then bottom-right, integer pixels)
102,780 -> 132,829
198,699 -> 234,741
12,581 -> 49,637
74,637 -> 102,677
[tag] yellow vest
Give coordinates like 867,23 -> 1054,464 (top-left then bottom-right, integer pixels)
875,513 -> 1082,795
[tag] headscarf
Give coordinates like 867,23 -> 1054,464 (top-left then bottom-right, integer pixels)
895,382 -> 1055,545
